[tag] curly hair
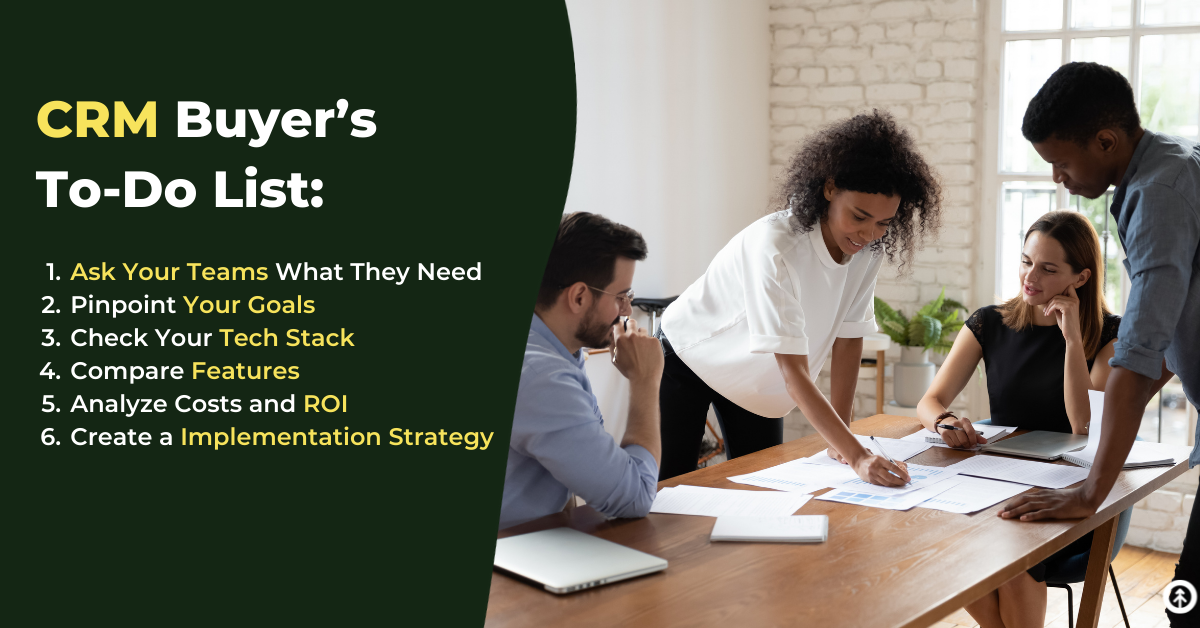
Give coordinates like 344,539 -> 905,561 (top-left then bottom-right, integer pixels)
1022,62 -> 1141,145
772,109 -> 942,275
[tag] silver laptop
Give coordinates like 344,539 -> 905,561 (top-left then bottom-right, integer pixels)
979,430 -> 1089,460
493,527 -> 667,594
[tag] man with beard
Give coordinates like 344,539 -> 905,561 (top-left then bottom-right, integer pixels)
498,212 -> 663,530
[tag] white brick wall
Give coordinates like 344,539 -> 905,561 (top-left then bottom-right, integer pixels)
770,0 -> 980,428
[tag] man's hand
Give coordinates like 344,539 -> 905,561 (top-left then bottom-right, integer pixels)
998,487 -> 1098,521
610,318 -> 664,384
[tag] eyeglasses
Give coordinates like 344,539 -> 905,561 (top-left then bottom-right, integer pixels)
587,286 -> 635,306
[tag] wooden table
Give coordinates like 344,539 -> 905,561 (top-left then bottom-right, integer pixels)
487,414 -> 1190,628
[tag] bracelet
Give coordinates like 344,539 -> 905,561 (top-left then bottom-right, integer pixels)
934,412 -> 957,430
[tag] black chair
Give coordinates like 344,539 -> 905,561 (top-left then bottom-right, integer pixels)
1043,506 -> 1133,628
631,296 -> 677,336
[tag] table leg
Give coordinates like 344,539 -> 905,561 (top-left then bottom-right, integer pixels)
1076,515 -> 1119,628
876,350 -> 885,415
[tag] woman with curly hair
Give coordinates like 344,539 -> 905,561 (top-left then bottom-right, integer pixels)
656,110 -> 943,484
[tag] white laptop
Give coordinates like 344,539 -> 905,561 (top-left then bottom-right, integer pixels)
493,527 -> 668,594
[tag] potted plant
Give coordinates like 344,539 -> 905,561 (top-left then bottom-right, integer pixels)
873,288 -> 969,407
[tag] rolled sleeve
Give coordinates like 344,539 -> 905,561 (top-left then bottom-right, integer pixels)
741,233 -> 809,355
512,370 -> 659,519
837,258 -> 880,338
1109,185 -> 1199,380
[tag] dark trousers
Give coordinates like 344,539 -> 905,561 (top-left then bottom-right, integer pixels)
657,332 -> 783,481
1171,501 -> 1200,625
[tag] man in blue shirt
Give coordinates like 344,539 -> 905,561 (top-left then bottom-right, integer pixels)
499,212 -> 664,530
999,62 -> 1200,624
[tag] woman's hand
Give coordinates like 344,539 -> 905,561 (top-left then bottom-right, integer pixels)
936,416 -> 988,449
1044,284 -> 1082,345
826,447 -> 849,464
850,454 -> 911,487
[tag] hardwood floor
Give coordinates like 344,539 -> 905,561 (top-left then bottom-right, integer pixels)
930,546 -> 1181,628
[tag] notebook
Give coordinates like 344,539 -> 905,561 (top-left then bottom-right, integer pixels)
977,430 -> 1090,460
709,515 -> 828,543
922,423 -> 1013,444
1061,390 -> 1194,469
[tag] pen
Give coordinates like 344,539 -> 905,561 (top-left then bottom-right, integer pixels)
870,436 -> 910,485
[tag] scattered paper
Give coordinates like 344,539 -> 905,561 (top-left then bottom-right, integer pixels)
817,478 -> 960,511
944,455 -> 1089,489
825,463 -> 959,496
651,485 -> 813,517
918,476 -> 1033,514
728,459 -> 859,493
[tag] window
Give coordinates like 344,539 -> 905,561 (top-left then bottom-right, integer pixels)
983,0 -> 1199,442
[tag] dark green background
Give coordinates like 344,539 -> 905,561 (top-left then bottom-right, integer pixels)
7,3 -> 575,625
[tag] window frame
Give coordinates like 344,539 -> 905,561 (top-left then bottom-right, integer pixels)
978,0 -> 1200,436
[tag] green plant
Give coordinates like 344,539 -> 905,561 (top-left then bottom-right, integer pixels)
874,288 -> 968,354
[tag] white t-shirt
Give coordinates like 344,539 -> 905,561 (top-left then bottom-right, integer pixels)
660,211 -> 882,418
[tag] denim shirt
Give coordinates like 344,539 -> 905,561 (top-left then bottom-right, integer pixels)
497,314 -> 658,529
1107,130 -> 1200,464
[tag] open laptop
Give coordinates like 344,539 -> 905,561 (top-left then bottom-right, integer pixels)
979,430 -> 1089,460
493,527 -> 667,594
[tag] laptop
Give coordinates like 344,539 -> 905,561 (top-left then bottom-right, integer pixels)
979,430 -> 1089,461
493,527 -> 668,594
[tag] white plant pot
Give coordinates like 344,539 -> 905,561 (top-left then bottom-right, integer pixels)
893,346 -> 935,408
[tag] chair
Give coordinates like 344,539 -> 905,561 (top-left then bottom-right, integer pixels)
631,296 -> 726,466
1042,506 -> 1133,628
631,296 -> 677,336
970,419 -> 1133,628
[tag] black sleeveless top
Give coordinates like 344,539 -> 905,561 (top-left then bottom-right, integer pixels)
967,305 -> 1121,433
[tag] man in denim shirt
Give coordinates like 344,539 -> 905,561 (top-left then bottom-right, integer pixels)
999,63 -> 1200,623
499,213 -> 664,530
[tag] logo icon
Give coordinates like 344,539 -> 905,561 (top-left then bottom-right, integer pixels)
1165,580 -> 1198,615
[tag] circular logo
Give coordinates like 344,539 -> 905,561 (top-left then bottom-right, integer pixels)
1165,580 -> 1198,615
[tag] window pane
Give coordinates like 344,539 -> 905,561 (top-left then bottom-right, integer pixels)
1003,40 -> 1062,173
1072,0 -> 1132,28
1006,0 -> 1064,30
1141,0 -> 1200,26
1070,190 -> 1125,313
999,181 -> 1058,301
1140,34 -> 1200,140
1070,37 -> 1130,79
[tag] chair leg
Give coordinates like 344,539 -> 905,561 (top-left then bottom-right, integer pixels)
1109,564 -> 1130,628
1046,582 -> 1074,628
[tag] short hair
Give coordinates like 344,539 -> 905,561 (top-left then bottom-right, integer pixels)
1022,62 -> 1141,145
536,212 -> 647,308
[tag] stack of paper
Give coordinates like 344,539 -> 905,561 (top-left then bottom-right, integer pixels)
1061,390 -> 1193,469
650,486 -> 812,517
943,455 -> 1089,488
710,515 -> 829,543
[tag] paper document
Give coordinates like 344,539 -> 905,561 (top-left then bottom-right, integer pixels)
944,455 -> 1089,489
1061,390 -> 1193,469
803,435 -> 932,465
818,478 -> 960,511
728,459 -> 859,493
710,515 -> 829,543
826,463 -> 959,496
650,486 -> 812,517
899,424 -> 1013,450
918,476 -> 1033,514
